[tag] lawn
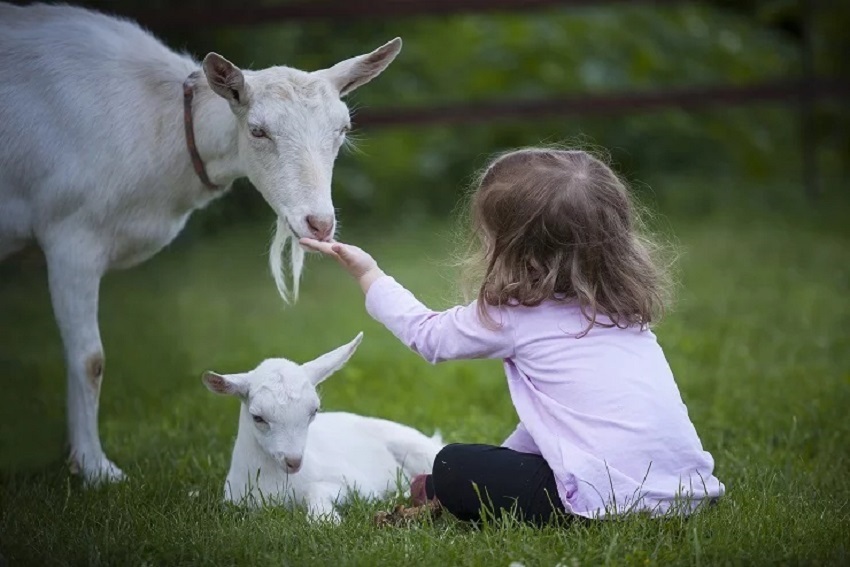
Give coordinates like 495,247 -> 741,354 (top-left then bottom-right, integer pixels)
1,206 -> 848,565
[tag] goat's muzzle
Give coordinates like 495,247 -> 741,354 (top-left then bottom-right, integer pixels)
284,456 -> 303,473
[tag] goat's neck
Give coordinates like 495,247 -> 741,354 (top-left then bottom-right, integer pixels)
188,82 -> 244,187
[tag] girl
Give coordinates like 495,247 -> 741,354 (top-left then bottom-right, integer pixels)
301,148 -> 723,524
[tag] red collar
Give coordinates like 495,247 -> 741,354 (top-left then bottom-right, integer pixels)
183,77 -> 220,190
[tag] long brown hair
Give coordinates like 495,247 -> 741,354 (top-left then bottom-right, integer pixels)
458,147 -> 673,335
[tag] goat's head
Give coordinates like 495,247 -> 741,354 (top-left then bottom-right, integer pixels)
202,333 -> 363,474
201,39 -> 402,302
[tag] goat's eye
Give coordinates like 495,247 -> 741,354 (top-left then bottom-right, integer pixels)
310,408 -> 318,420
252,414 -> 266,425
249,126 -> 267,139
338,125 -> 350,136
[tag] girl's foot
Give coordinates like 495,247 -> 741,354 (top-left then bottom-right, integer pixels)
410,473 -> 435,506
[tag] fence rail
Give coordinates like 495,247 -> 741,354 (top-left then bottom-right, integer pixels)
352,78 -> 848,128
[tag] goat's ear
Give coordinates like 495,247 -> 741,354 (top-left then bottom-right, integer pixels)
317,38 -> 402,97
202,371 -> 246,396
203,53 -> 248,106
302,332 -> 363,386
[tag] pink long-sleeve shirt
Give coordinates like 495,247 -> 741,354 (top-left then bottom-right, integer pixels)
366,275 -> 724,519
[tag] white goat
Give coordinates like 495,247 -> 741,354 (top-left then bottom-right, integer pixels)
0,2 -> 401,483
202,333 -> 443,521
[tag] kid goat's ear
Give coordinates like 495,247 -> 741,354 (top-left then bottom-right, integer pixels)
202,371 -> 247,396
301,332 -> 364,386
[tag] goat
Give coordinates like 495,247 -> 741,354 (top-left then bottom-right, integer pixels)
202,333 -> 443,522
0,2 -> 401,483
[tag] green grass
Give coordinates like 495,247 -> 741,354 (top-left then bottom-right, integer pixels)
1,211 -> 848,566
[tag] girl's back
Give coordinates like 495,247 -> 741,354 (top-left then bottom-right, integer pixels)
508,300 -> 717,512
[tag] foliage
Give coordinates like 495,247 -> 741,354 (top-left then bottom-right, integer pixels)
184,3 -> 818,226
1,192 -> 849,565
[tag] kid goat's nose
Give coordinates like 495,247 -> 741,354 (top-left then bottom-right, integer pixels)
306,215 -> 334,241
284,456 -> 302,471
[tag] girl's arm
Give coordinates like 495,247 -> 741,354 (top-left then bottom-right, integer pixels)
366,275 -> 513,363
300,239 -> 514,363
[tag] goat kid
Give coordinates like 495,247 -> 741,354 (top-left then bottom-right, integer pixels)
0,2 -> 401,483
202,333 -> 443,522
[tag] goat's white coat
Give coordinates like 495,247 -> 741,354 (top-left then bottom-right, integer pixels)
204,334 -> 443,521
0,2 -> 401,483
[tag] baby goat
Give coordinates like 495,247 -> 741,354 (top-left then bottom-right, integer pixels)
202,333 -> 442,521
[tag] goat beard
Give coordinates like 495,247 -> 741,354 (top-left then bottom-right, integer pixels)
269,217 -> 305,304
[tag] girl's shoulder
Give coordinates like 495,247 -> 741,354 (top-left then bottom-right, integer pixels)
502,297 -> 582,315
506,298 -> 652,337
500,297 -> 584,326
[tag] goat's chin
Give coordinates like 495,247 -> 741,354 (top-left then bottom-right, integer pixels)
269,218 -> 304,304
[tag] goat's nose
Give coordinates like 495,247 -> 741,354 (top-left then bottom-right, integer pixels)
284,456 -> 302,472
306,214 -> 334,241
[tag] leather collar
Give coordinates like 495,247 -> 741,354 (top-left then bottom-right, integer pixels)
182,76 -> 219,190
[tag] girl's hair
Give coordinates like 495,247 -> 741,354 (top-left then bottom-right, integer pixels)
459,147 -> 673,335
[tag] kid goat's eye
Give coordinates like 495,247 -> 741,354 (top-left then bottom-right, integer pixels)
339,125 -> 350,135
252,414 -> 266,425
249,126 -> 267,139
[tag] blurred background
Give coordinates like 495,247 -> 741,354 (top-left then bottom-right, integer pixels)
26,0 -> 849,228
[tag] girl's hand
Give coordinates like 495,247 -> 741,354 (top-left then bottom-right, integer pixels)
299,238 -> 385,294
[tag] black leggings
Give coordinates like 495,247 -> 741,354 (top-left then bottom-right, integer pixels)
426,443 -> 566,525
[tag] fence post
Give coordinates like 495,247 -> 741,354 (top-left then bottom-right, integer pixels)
800,0 -> 819,200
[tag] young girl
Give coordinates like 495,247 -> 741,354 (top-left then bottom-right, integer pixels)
302,148 -> 723,524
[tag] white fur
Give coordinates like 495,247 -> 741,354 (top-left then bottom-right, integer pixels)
0,2 -> 401,483
203,333 -> 443,522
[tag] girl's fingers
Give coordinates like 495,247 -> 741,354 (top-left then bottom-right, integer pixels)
331,244 -> 357,267
299,238 -> 336,255
332,243 -> 360,260
298,237 -> 319,250
301,238 -> 368,277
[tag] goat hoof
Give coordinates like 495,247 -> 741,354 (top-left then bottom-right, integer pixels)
69,454 -> 127,485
